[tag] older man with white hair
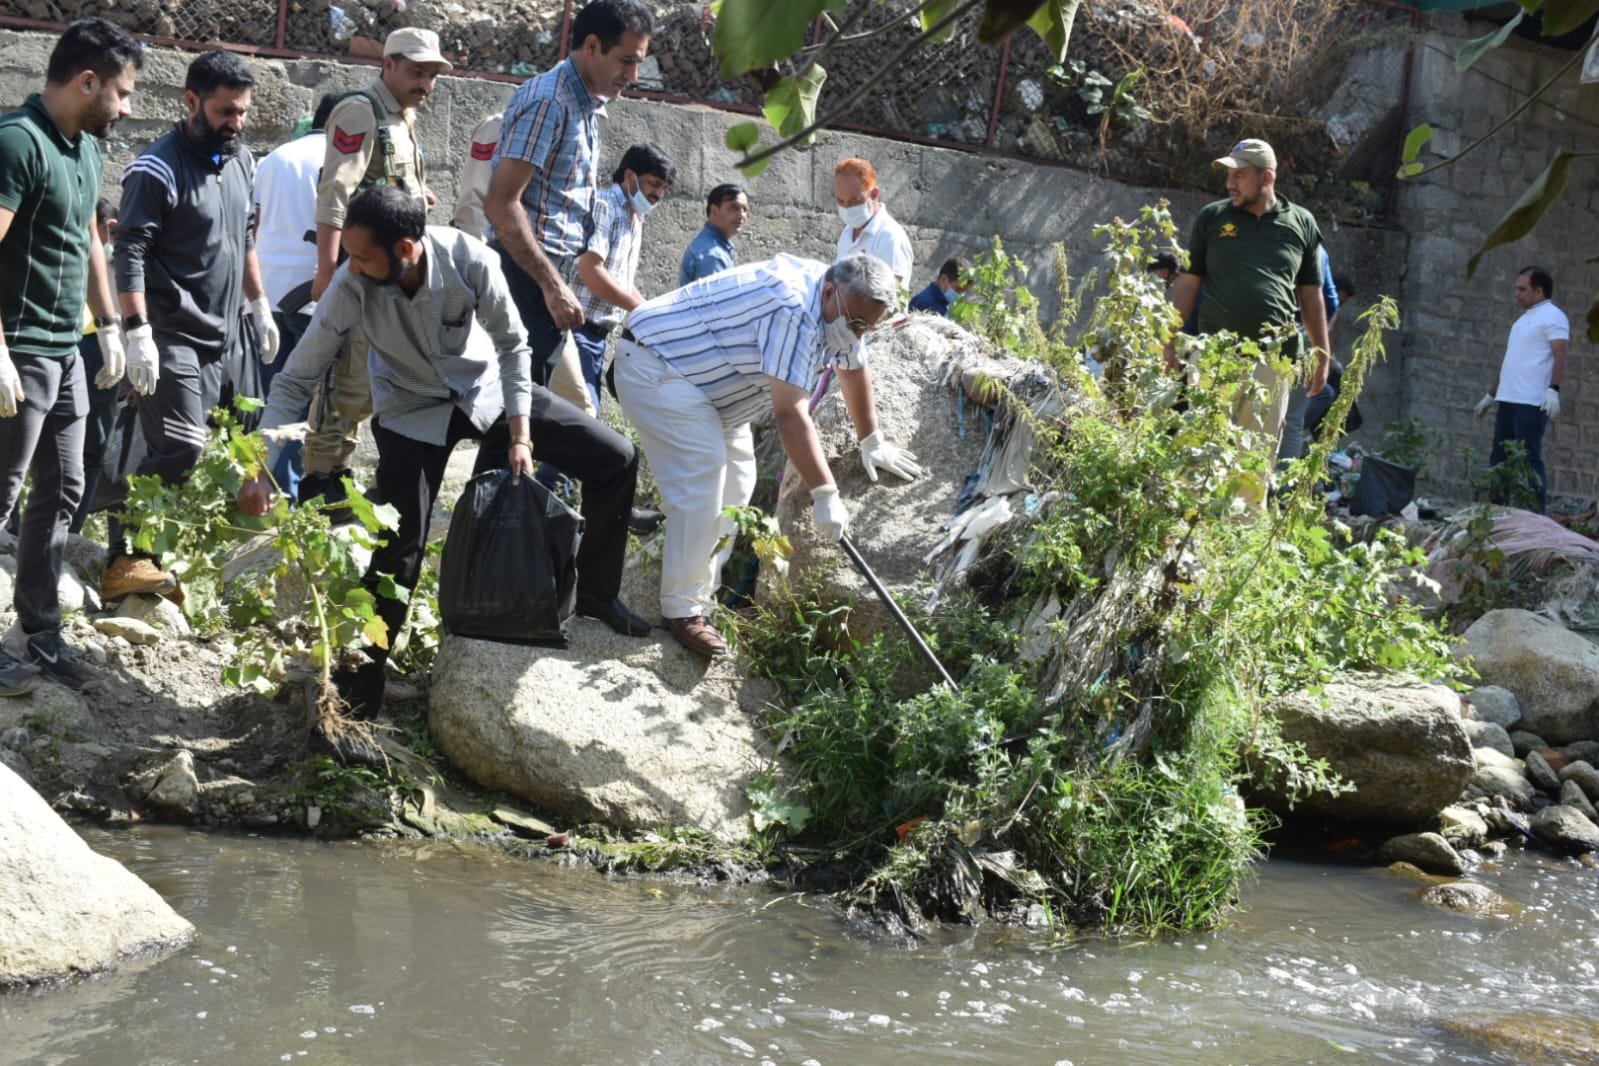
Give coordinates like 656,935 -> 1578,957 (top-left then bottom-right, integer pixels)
615,253 -> 920,657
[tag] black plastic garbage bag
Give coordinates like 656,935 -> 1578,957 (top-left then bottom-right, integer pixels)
439,468 -> 583,645
1350,455 -> 1416,518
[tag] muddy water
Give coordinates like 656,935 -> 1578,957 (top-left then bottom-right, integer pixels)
4,829 -> 1597,1065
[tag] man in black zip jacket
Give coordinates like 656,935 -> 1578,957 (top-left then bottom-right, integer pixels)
107,51 -> 280,601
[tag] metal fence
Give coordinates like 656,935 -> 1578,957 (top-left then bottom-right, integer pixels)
0,0 -> 1420,219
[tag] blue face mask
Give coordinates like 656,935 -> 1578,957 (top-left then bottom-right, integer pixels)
942,285 -> 961,305
628,176 -> 656,217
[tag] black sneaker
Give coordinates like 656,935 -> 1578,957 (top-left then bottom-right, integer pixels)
0,648 -> 41,698
18,629 -> 100,691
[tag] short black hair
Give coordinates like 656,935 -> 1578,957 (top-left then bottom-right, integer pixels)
1519,265 -> 1553,300
1333,273 -> 1354,300
311,92 -> 340,132
938,256 -> 970,283
706,183 -> 745,215
347,185 -> 426,250
1148,252 -> 1179,274
45,17 -> 143,86
571,0 -> 653,53
95,197 -> 116,225
613,143 -> 674,186
185,51 -> 255,96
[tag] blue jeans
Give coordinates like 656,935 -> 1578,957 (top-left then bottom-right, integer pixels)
261,310 -> 309,501
1490,400 -> 1548,512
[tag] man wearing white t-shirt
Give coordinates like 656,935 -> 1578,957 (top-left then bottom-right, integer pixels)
1475,265 -> 1569,513
252,93 -> 337,496
833,157 -> 912,288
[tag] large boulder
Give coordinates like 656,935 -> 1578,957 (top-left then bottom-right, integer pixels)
1252,678 -> 1474,825
0,763 -> 193,988
428,620 -> 781,842
760,317 -> 1025,634
1457,610 -> 1599,744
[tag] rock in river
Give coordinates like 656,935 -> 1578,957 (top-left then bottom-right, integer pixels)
1378,831 -> 1465,875
428,625 -> 782,842
1456,610 -> 1599,744
1252,679 -> 1473,825
1465,685 -> 1520,728
1530,804 -> 1599,854
1461,719 -> 1513,758
1419,881 -> 1521,919
0,763 -> 193,988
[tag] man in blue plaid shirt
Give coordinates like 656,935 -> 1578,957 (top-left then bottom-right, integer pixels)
484,0 -> 651,388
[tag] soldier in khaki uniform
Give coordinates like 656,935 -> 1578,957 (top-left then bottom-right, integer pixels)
300,26 -> 447,506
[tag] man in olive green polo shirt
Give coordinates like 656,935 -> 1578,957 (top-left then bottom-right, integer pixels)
1165,138 -> 1332,471
0,17 -> 142,693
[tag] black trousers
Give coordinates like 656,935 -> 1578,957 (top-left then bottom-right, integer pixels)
342,389 -> 638,717
490,240 -> 569,389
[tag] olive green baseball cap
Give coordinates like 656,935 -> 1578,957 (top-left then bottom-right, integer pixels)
1213,139 -> 1276,170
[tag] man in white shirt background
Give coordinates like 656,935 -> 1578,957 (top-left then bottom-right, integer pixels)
833,157 -> 912,289
1474,265 -> 1569,514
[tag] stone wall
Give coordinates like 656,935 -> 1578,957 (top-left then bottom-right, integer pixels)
1395,16 -> 1599,500
0,30 -> 1410,437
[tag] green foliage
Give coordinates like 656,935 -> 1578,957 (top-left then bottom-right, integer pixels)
736,204 -> 1458,932
1467,149 -> 1597,279
118,403 -> 401,693
1476,438 -> 1542,512
949,237 -> 1044,352
711,0 -> 844,78
1378,416 -> 1443,471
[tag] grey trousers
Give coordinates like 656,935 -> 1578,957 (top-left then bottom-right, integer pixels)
0,351 -> 87,635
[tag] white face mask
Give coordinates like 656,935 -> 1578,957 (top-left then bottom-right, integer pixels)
837,200 -> 872,228
823,287 -> 859,353
627,176 -> 656,217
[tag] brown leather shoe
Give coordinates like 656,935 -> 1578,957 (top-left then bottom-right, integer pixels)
665,615 -> 727,658
101,555 -> 177,600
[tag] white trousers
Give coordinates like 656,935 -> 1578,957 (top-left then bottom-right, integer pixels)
615,340 -> 758,619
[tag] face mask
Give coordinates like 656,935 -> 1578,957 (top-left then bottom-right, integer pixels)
628,176 -> 655,217
943,285 -> 961,305
837,201 -> 872,228
823,288 -> 858,353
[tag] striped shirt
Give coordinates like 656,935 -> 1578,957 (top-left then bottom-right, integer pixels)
491,57 -> 603,271
0,95 -> 102,358
573,182 -> 641,329
625,254 -> 865,427
260,226 -> 533,453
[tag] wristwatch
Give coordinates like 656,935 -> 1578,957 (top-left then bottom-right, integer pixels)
124,313 -> 149,330
94,314 -> 122,330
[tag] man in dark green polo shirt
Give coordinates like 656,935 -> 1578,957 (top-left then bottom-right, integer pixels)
0,18 -> 142,692
1164,139 -> 1332,480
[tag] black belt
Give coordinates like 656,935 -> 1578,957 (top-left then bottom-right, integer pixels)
619,328 -> 636,343
583,321 -> 613,339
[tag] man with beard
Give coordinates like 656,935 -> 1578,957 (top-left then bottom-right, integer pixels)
105,51 -> 278,600
0,18 -> 141,693
239,186 -> 648,763
300,28 -> 448,511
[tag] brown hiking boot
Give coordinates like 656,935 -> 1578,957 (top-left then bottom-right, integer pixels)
665,615 -> 727,658
101,555 -> 177,601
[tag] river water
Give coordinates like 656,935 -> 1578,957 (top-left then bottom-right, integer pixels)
4,828 -> 1597,1065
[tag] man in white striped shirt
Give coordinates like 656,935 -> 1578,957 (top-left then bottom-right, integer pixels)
616,253 -> 921,657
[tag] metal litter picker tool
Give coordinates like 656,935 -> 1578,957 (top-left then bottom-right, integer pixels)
837,534 -> 957,693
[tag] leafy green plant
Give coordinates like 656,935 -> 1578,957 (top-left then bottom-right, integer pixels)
1476,439 -> 1542,513
118,401 -> 402,715
950,237 -> 1045,352
1377,416 -> 1442,472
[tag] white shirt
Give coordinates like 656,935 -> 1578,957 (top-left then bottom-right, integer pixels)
835,205 -> 912,287
253,131 -> 325,312
452,112 -> 503,241
1496,298 -> 1569,405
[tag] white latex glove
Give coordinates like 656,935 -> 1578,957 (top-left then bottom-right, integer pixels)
95,324 -> 126,389
125,324 -> 160,395
1473,393 -> 1495,419
249,297 -> 280,364
859,429 -> 923,483
0,345 -> 24,418
810,484 -> 849,542
1541,387 -> 1561,420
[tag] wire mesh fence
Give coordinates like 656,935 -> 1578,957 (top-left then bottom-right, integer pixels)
0,0 -> 1418,218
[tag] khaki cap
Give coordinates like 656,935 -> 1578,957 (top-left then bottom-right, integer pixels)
384,27 -> 452,70
1213,138 -> 1276,170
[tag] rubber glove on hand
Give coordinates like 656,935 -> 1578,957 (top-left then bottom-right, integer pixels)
125,324 -> 160,396
1474,393 -> 1495,419
810,484 -> 849,542
859,429 -> 922,483
1541,387 -> 1561,420
0,345 -> 24,418
249,297 -> 280,364
95,324 -> 126,389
